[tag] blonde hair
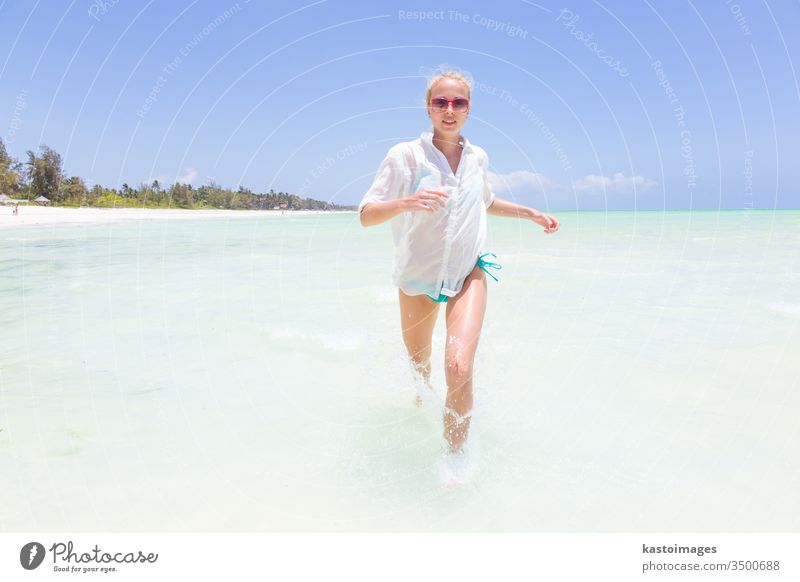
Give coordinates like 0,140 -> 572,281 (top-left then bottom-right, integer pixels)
424,68 -> 473,104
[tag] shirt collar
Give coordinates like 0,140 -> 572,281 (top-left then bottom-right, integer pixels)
421,128 -> 473,153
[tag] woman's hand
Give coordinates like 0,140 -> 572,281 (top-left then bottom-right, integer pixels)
532,210 -> 560,234
404,189 -> 449,213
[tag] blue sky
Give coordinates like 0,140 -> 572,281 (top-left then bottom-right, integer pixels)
1,0 -> 798,210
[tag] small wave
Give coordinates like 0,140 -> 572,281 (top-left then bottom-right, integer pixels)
374,288 -> 397,304
768,302 -> 800,318
268,326 -> 367,351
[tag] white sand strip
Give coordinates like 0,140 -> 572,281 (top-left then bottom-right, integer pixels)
0,205 -> 352,229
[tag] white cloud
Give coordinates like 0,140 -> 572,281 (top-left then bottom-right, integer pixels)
488,170 -> 556,193
177,167 -> 198,185
573,172 -> 658,194
488,170 -> 658,197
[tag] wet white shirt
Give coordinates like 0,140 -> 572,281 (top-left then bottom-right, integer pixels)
359,128 -> 495,299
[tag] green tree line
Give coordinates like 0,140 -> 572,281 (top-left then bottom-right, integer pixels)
0,138 -> 355,211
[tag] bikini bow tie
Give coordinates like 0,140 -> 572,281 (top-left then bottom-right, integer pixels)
477,253 -> 502,282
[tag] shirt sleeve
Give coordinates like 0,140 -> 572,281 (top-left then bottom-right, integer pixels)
358,145 -> 409,214
482,150 -> 496,208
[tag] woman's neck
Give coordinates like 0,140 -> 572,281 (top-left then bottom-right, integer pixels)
432,131 -> 463,157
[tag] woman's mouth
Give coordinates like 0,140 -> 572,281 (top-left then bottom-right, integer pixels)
443,119 -> 456,126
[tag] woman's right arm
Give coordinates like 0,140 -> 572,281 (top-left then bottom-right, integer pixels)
360,190 -> 449,227
359,199 -> 407,227
358,145 -> 447,227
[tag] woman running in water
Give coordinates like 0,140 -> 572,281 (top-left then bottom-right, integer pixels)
359,70 -> 559,484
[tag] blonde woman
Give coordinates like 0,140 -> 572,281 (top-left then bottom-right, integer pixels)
359,70 -> 559,486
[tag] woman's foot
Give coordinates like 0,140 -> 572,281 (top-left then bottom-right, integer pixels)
413,379 -> 437,408
437,448 -> 475,488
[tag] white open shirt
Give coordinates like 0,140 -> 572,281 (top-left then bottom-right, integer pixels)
359,128 -> 495,299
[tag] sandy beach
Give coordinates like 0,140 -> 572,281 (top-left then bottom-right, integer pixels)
0,205 -> 350,229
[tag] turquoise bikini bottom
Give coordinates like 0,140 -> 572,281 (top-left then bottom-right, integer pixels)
427,253 -> 502,303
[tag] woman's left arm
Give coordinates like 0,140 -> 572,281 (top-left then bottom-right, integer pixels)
487,197 -> 560,234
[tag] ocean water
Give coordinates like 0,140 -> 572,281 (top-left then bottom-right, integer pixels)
1,210 -> 798,532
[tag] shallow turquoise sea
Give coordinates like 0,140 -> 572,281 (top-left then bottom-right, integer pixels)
1,210 -> 798,531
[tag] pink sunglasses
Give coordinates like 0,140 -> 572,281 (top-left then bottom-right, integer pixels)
429,97 -> 470,112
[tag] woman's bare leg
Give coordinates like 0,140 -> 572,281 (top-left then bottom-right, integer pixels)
398,289 -> 441,403
443,266 -> 487,452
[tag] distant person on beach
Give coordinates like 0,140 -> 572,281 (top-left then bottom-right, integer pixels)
13,203 -> 19,216
359,69 -> 559,486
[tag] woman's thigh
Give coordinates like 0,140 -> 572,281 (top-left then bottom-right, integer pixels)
398,289 -> 440,359
445,266 -> 488,364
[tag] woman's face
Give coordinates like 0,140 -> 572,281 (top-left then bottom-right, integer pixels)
426,78 -> 470,137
